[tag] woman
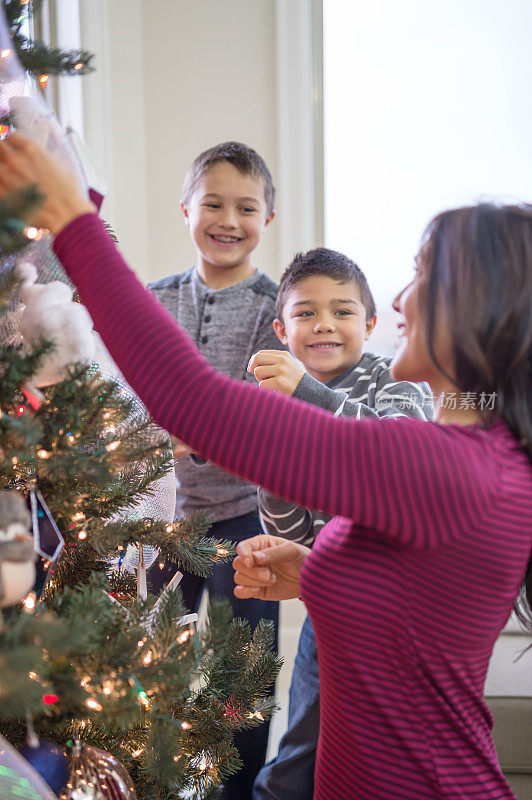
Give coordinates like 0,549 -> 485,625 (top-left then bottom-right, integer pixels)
0,134 -> 531,800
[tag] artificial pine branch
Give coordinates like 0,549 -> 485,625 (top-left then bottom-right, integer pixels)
12,38 -> 94,76
2,0 -> 94,77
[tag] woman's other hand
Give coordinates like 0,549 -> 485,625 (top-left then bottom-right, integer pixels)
0,133 -> 95,235
171,436 -> 195,459
233,534 -> 310,601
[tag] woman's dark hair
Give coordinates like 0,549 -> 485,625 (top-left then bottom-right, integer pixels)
420,202 -> 532,628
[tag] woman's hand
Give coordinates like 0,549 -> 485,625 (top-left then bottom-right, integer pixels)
0,133 -> 95,235
171,436 -> 196,460
233,534 -> 310,601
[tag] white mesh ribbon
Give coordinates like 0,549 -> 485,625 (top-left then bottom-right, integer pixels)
95,333 -> 176,589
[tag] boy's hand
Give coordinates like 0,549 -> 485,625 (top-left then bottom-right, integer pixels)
248,350 -> 306,395
233,534 -> 310,601
171,436 -> 195,460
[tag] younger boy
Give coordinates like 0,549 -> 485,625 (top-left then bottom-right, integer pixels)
248,247 -> 433,800
147,142 -> 282,800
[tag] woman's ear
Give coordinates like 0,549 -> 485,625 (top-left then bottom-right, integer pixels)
180,201 -> 189,226
273,318 -> 288,346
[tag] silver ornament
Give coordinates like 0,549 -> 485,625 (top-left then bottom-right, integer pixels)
62,742 -> 137,800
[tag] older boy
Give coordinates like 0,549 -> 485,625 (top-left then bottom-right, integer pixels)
249,247 -> 433,800
147,142 -> 282,800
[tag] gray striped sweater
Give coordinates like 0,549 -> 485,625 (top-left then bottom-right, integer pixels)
258,352 -> 433,546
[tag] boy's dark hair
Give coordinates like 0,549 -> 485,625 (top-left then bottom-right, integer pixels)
276,247 -> 377,320
182,141 -> 275,216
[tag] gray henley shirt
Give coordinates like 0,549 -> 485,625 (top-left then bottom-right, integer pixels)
148,266 -> 282,522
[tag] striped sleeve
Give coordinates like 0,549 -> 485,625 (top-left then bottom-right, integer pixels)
369,360 -> 433,421
53,215 -> 499,550
257,486 -> 327,547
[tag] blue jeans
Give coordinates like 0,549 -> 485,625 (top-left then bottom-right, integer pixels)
253,614 -> 319,800
149,511 -> 279,800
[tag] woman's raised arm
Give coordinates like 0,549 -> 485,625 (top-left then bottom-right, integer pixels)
0,136 -> 498,550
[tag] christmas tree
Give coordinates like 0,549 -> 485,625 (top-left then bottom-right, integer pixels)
0,3 -> 281,798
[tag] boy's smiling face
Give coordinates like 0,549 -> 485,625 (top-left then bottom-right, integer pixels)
181,161 -> 274,288
274,275 -> 376,383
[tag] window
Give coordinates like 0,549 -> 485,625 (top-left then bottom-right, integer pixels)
323,0 -> 532,353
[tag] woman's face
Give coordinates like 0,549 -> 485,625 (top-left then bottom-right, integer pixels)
391,255 -> 453,389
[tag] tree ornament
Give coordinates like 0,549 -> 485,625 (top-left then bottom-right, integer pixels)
62,741 -> 137,800
28,488 -> 65,562
18,262 -> 95,391
0,490 -> 36,607
19,740 -> 69,795
0,734 -> 59,800
25,488 -> 65,598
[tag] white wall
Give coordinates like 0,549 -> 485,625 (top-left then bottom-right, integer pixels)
80,0 -> 280,284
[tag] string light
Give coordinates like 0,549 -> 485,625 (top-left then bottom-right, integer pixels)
138,691 -> 150,709
86,698 -> 103,712
217,548 -> 228,556
42,694 -> 59,705
16,404 -> 25,416
11,456 -> 18,465
23,593 -> 36,611
142,650 -> 153,665
71,512 -> 85,522
28,672 -> 37,680
80,676 -> 91,688
103,411 -> 111,419
177,629 -> 191,644
38,74 -> 49,90
25,226 -> 42,240
165,524 -> 173,533
78,530 -> 87,540
74,62 -> 83,70
181,721 -> 191,730
0,49 -> 11,58
105,440 -> 121,452
37,449 -> 50,459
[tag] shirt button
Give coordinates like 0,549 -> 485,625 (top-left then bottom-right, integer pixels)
204,315 -> 211,323
207,296 -> 215,305
202,335 -> 209,344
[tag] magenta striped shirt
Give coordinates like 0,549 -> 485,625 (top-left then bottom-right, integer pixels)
54,215 -> 532,799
